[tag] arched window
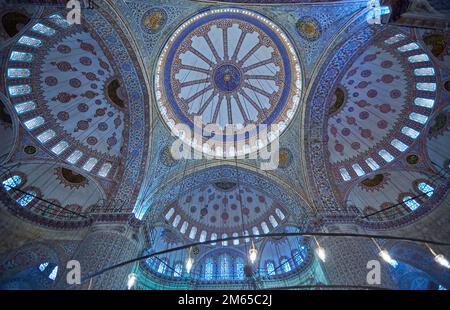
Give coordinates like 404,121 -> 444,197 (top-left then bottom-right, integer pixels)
280,258 -> 291,273
2,175 -> 22,191
232,232 -> 239,246
378,149 -> 394,163
414,98 -> 434,108
292,249 -> 304,266
402,126 -> 420,139
261,221 -> 269,234
165,208 -> 175,220
414,68 -> 435,76
48,266 -> 58,280
275,208 -> 285,220
408,54 -> 429,63
269,215 -> 278,228
38,262 -> 49,272
266,261 -> 275,276
403,196 -> 420,211
172,215 -> 181,227
222,233 -> 228,246
219,255 -> 231,280
10,51 -> 33,62
204,257 -> 214,280
16,191 -> 35,207
418,182 -> 434,197
189,226 -> 197,240
174,263 -> 183,277
157,259 -> 168,274
235,257 -> 244,280
180,221 -> 188,234
416,83 -> 436,92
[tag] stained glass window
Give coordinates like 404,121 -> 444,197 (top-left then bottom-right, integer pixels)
10,51 -> 33,62
281,258 -> 291,273
391,139 -> 408,152
37,129 -> 56,143
402,126 -> 420,139
48,266 -> 58,280
219,255 -> 231,279
416,83 -> 436,92
189,226 -> 197,239
7,68 -> 30,78
384,34 -> 406,45
39,262 -> 49,272
17,191 -> 35,207
397,43 -> 419,52
409,113 -> 428,124
418,182 -> 434,197
414,67 -> 435,76
235,257 -> 244,280
352,163 -> 365,177
14,101 -> 36,114
269,215 -> 278,228
379,149 -> 394,163
292,249 -> 304,266
51,141 -> 69,155
403,196 -> 420,211
408,54 -> 430,63
8,85 -> 31,97
414,98 -> 434,108
340,167 -> 351,181
31,23 -> 55,36
82,157 -> 98,172
98,163 -> 112,178
204,258 -> 214,280
266,261 -> 275,276
18,36 -> 42,47
24,116 -> 45,130
174,263 -> 183,277
66,150 -> 83,164
2,175 -> 22,191
365,157 -> 380,171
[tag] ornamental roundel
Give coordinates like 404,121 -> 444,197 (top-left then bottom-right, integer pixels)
155,8 -> 301,157
296,16 -> 321,42
141,8 -> 168,34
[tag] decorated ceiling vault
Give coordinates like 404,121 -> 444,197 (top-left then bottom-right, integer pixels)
0,0 -> 449,291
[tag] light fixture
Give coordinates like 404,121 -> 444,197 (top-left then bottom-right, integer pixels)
186,247 -> 194,274
434,254 -> 450,269
313,236 -> 326,262
248,241 -> 258,264
372,238 -> 397,267
426,244 -> 450,269
127,273 -> 137,290
378,249 -> 398,267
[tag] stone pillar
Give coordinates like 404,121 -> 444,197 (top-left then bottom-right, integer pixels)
57,223 -> 142,290
319,236 -> 395,289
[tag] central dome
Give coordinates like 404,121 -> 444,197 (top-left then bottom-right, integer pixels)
155,8 -> 301,156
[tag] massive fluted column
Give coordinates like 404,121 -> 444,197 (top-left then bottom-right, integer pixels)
57,223 -> 143,290
319,236 -> 395,289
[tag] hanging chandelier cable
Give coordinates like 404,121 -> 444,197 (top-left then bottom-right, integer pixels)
76,231 -> 450,285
